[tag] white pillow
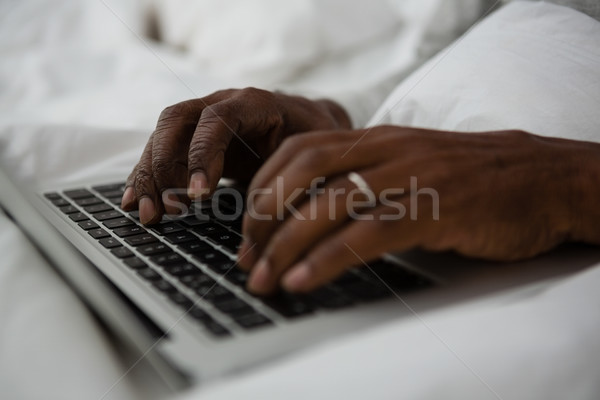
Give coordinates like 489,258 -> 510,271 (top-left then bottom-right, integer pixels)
368,1 -> 600,143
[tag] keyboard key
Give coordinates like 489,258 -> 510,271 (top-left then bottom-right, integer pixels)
220,236 -> 243,254
206,260 -> 237,275
51,198 -> 70,207
216,215 -> 243,228
196,284 -> 236,303
193,249 -> 229,265
138,242 -> 171,256
107,197 -> 122,205
224,269 -> 249,286
164,231 -> 197,244
204,320 -> 231,337
168,291 -> 193,308
88,228 -> 110,239
152,222 -> 184,236
192,223 -> 227,236
263,293 -> 314,318
123,257 -> 147,269
99,237 -> 121,248
128,210 -> 140,220
44,192 -> 62,201
84,203 -> 113,213
110,247 -> 134,259
178,240 -> 212,254
137,267 -> 161,281
69,212 -> 88,222
204,229 -> 238,243
78,220 -> 99,230
92,183 -> 125,193
152,279 -> 177,293
113,225 -> 146,238
150,253 -> 185,266
234,313 -> 272,329
307,286 -> 354,309
214,298 -> 255,317
124,233 -> 158,247
103,218 -> 135,229
100,189 -> 125,198
179,274 -> 215,289
59,205 -> 79,214
181,214 -> 210,227
64,189 -> 93,200
93,210 -> 123,221
187,306 -> 212,322
74,197 -> 103,207
164,263 -> 200,277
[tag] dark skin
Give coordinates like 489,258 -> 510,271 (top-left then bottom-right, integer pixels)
122,87 -> 600,294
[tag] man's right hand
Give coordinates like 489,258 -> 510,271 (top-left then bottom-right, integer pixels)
121,87 -> 351,224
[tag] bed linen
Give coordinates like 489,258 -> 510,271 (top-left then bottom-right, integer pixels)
1,1 -> 599,399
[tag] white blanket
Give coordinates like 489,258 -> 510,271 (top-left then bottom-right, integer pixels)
1,1 -> 599,400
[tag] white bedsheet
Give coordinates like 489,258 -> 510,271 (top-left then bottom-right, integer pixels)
1,1 -> 599,399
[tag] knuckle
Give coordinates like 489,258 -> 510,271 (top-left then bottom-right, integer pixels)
133,168 -> 155,197
200,102 -> 231,122
150,161 -> 176,188
296,147 -> 329,170
210,88 -> 237,99
159,101 -> 194,121
239,86 -> 270,100
188,136 -> 225,166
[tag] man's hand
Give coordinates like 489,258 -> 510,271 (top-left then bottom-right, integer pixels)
238,126 -> 600,294
121,88 -> 351,224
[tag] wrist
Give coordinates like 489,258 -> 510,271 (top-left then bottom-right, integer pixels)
568,140 -> 600,245
315,99 -> 353,130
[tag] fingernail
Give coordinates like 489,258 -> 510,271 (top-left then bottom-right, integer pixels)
188,172 -> 209,200
139,197 -> 156,225
121,187 -> 135,209
282,262 -> 311,291
248,258 -> 270,293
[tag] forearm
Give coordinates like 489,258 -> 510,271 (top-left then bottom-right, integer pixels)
566,138 -> 600,245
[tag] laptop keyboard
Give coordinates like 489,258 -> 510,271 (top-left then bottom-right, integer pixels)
44,183 -> 433,338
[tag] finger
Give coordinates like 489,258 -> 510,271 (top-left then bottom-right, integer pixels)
247,129 -> 358,198
245,161 -> 416,294
241,130 -> 398,266
122,169 -> 139,211
280,200 -> 425,292
245,175 -> 365,293
187,88 -> 283,199
151,131 -> 192,216
237,130 -> 357,268
128,135 -> 165,224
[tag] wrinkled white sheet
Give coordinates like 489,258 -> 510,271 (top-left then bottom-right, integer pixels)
1,1 -> 600,400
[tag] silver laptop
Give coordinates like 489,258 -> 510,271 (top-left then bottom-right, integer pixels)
1,165 -> 598,391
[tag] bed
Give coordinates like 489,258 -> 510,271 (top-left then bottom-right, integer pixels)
1,1 -> 599,399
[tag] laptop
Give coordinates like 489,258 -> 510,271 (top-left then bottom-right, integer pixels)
1,164 -> 599,391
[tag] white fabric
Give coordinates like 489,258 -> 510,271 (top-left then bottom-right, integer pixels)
0,0 -> 487,130
1,1 -> 599,400
370,1 -> 600,143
